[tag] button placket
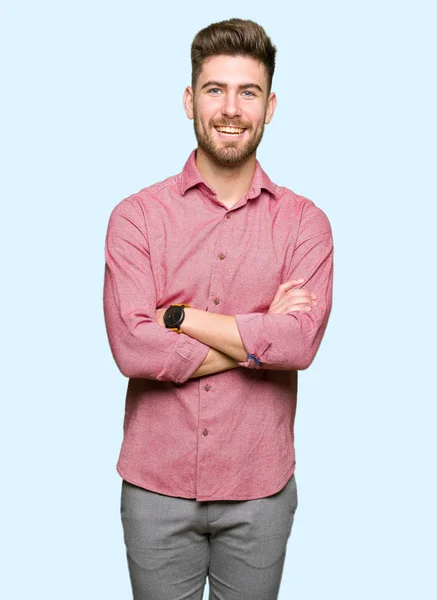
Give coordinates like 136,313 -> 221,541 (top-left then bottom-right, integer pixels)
208,210 -> 233,311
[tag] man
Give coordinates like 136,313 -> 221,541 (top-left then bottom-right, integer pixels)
103,17 -> 333,600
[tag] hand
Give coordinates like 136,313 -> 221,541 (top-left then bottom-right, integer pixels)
156,308 -> 166,327
267,278 -> 316,315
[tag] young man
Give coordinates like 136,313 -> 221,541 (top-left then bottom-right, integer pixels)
103,18 -> 333,600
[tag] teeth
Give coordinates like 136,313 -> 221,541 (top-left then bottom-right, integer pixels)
216,126 -> 245,134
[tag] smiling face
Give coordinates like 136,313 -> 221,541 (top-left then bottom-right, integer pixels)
184,55 -> 277,167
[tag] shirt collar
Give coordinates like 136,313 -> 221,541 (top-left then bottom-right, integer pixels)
179,149 -> 277,200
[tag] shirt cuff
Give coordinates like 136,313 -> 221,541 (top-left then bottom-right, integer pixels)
235,313 -> 272,368
157,334 -> 210,383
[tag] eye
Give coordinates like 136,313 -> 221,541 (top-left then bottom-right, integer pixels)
208,88 -> 221,95
242,90 -> 255,97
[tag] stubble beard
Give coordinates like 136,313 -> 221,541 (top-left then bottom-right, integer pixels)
193,106 -> 266,167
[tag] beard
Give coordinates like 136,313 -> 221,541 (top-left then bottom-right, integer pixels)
193,107 -> 266,167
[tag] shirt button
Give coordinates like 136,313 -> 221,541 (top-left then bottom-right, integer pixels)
204,384 -> 211,391
218,253 -> 225,260
214,298 -> 220,305
202,429 -> 209,436
226,213 -> 231,219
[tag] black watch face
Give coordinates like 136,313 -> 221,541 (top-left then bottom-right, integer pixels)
164,305 -> 183,328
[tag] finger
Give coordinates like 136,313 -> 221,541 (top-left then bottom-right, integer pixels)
287,304 -> 312,312
286,292 -> 316,305
270,279 -> 311,308
286,289 -> 316,301
275,278 -> 305,298
271,279 -> 302,304
286,287 -> 316,296
281,278 -> 305,289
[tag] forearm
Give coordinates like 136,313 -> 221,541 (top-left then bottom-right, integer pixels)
189,347 -> 240,378
104,203 -> 212,383
181,308 -> 248,362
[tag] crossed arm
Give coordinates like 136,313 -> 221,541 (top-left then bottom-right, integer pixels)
104,199 -> 333,383
155,280 -> 318,378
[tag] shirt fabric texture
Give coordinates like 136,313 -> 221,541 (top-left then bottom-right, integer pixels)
103,149 -> 334,501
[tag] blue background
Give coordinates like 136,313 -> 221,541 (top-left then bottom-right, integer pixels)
1,1 -> 436,598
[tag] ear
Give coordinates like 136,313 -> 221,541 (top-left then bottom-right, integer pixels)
264,92 -> 277,125
183,86 -> 194,120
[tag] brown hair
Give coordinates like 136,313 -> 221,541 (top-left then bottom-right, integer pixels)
191,18 -> 277,95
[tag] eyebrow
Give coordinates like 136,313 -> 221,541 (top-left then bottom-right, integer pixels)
200,80 -> 264,94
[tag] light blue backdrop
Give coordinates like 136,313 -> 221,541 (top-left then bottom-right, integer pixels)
1,1 -> 435,598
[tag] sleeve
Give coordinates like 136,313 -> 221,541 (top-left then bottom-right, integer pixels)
235,201 -> 333,371
103,199 -> 210,382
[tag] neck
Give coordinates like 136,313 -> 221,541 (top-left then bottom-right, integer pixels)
195,147 -> 257,207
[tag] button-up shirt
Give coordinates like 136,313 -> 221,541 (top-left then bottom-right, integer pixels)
103,149 -> 333,501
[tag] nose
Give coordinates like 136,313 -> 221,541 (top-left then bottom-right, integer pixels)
222,91 -> 241,118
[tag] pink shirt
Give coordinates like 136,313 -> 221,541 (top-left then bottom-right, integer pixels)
103,149 -> 333,501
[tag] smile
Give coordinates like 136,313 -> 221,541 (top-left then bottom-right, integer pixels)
214,126 -> 246,137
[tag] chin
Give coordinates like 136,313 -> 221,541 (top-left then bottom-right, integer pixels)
212,142 -> 254,163
212,151 -> 249,167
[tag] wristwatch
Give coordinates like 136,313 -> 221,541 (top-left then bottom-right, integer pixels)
163,304 -> 191,334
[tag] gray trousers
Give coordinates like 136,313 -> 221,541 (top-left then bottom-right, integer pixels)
120,474 -> 298,600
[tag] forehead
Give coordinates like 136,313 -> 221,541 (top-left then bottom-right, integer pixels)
197,55 -> 267,88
